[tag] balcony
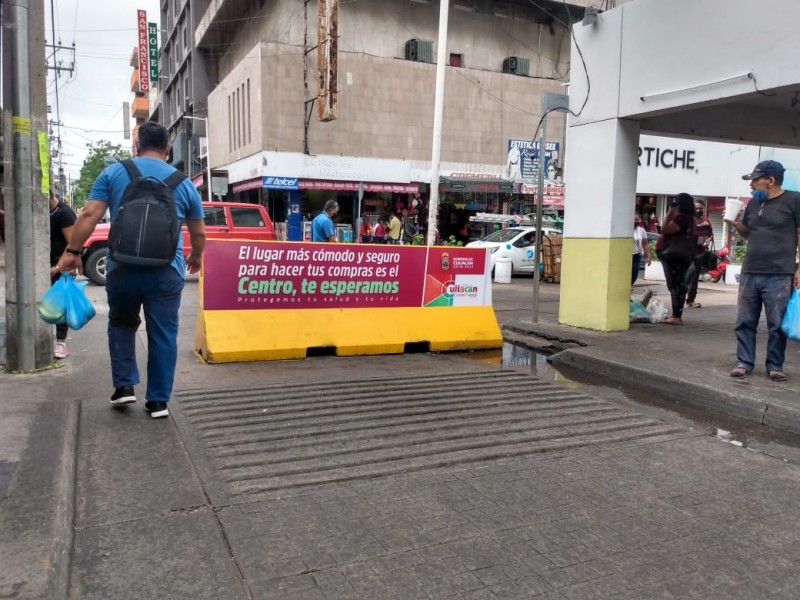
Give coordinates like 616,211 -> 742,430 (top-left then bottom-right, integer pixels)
195,0 -> 251,51
130,68 -> 141,93
132,95 -> 150,120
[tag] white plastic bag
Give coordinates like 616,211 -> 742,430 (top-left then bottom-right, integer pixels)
646,297 -> 669,323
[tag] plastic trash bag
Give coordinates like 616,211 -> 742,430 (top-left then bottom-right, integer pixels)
38,274 -> 68,324
629,299 -> 649,323
38,274 -> 96,330
781,289 -> 800,342
646,298 -> 669,324
64,275 -> 96,330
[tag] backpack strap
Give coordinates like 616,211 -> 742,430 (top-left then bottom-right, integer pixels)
163,169 -> 187,190
122,158 -> 186,190
121,159 -> 142,181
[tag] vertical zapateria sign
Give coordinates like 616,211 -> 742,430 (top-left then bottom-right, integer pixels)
137,10 -> 150,92
148,22 -> 159,81
317,0 -> 338,121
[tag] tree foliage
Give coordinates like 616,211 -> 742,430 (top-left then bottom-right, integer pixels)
71,141 -> 130,208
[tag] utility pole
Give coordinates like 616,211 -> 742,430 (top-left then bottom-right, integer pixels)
425,0 -> 449,245
3,0 -> 53,370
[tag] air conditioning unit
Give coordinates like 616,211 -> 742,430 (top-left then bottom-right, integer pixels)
502,56 -> 530,76
405,39 -> 434,63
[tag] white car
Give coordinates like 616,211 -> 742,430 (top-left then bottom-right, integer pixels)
466,226 -> 562,275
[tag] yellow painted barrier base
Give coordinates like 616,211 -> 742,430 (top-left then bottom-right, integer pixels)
195,306 -> 503,363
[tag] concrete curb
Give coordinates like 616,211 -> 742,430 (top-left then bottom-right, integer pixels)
549,348 -> 770,425
0,398 -> 79,600
502,320 -> 800,437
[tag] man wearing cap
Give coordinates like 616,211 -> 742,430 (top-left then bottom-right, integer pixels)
724,160 -> 800,381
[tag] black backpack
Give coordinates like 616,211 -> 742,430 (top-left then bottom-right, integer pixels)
108,159 -> 185,266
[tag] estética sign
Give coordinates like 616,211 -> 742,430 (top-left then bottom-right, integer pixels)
202,241 -> 491,311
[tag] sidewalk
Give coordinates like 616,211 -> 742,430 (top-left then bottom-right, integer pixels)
493,277 -> 800,436
3,253 -> 800,599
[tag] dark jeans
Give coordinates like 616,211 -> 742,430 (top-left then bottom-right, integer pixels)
685,255 -> 704,303
106,265 -> 185,402
50,272 -> 69,341
735,273 -> 793,372
662,257 -> 692,318
632,253 -> 642,285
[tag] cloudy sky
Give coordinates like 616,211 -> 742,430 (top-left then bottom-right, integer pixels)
45,0 -> 159,183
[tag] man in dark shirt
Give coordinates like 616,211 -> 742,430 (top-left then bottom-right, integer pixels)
725,160 -> 800,381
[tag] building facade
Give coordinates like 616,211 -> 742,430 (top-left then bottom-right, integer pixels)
152,0 -> 214,193
192,0 -> 590,239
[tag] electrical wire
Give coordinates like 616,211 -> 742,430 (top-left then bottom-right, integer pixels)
752,73 -> 777,97
528,0 -> 592,144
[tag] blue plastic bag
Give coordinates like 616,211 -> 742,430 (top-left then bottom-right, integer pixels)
38,274 -> 69,324
38,274 -> 96,330
781,289 -> 800,342
64,275 -> 96,330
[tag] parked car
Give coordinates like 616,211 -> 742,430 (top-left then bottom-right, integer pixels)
465,226 -> 562,275
80,201 -> 276,285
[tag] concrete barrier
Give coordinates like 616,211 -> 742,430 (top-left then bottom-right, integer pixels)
195,241 -> 503,362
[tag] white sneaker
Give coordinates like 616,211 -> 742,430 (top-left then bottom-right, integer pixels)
54,340 -> 69,359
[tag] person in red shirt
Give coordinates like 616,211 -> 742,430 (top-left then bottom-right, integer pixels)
359,216 -> 373,243
685,200 -> 714,308
646,212 -> 660,234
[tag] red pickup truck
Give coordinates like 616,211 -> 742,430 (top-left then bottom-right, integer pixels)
81,201 -> 276,285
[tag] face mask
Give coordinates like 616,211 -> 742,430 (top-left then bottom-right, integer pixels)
752,189 -> 768,203
695,209 -> 703,217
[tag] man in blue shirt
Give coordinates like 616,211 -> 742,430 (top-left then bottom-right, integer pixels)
56,121 -> 206,418
311,199 -> 339,242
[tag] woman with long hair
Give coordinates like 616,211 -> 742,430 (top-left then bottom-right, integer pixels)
658,193 -> 698,325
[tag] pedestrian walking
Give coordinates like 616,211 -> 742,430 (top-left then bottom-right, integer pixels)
685,200 -> 713,308
311,200 -> 339,242
657,193 -> 697,325
632,214 -> 652,286
386,212 -> 401,245
725,160 -> 800,381
56,121 -> 206,418
49,192 -> 77,358
401,208 -> 416,245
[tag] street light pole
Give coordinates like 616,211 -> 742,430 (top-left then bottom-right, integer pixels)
532,92 -> 569,323
426,0 -> 449,245
184,115 -> 212,202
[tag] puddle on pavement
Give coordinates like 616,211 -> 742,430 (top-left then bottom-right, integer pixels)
459,343 -> 800,466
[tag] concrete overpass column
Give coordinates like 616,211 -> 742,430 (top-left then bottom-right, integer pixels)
559,118 -> 640,331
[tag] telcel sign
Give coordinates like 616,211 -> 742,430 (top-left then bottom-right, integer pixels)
263,176 -> 299,190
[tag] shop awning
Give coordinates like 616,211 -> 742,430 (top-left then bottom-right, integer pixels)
299,180 -> 420,193
231,177 -> 262,194
439,177 -> 515,193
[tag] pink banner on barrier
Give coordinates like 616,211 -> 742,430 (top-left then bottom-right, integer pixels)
202,241 -> 491,311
